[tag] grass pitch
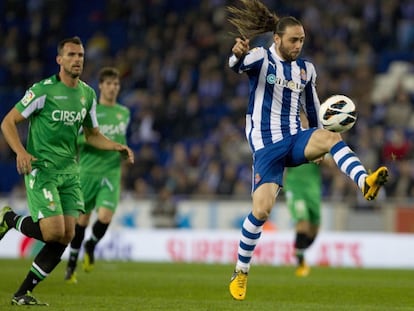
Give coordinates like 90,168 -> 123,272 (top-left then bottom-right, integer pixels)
0,259 -> 413,310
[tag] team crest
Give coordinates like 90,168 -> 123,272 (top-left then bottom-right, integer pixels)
80,96 -> 86,106
300,68 -> 307,81
48,201 -> 56,212
254,173 -> 261,184
21,90 -> 35,106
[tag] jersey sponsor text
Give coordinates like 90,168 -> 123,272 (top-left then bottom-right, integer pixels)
51,109 -> 87,125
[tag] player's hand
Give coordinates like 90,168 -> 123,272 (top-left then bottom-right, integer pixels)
115,144 -> 134,164
16,152 -> 37,175
312,156 -> 325,165
232,38 -> 250,58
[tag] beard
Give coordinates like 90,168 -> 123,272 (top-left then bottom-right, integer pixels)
278,42 -> 300,62
64,66 -> 82,78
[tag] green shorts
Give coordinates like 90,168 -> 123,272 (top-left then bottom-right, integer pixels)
25,169 -> 85,222
285,164 -> 321,225
80,173 -> 121,214
285,188 -> 321,225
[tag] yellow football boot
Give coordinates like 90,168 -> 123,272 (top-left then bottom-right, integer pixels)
295,262 -> 310,277
362,166 -> 388,200
229,270 -> 248,300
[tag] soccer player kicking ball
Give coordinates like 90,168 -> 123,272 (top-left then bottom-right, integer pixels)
0,37 -> 134,306
64,67 -> 131,283
227,0 -> 388,301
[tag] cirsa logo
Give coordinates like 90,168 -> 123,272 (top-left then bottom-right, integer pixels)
266,74 -> 276,84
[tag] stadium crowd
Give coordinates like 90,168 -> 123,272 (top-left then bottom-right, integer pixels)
0,0 -> 413,205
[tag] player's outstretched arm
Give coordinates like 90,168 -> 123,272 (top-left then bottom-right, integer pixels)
83,127 -> 134,164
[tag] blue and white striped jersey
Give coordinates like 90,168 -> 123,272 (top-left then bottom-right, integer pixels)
229,43 -> 322,152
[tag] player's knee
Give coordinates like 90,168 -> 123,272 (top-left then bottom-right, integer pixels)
252,209 -> 270,221
321,129 -> 342,147
252,199 -> 274,220
98,207 -> 114,224
306,129 -> 342,158
98,214 -> 112,224
63,229 -> 75,244
41,227 -> 71,244
42,231 -> 66,243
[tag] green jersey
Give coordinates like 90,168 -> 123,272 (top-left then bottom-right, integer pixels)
78,103 -> 130,176
15,74 -> 98,173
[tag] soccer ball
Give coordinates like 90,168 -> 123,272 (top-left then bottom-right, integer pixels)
318,95 -> 357,133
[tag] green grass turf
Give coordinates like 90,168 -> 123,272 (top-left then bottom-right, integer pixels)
0,259 -> 413,310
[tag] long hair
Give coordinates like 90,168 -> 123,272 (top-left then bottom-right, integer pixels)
227,0 -> 302,40
227,0 -> 279,39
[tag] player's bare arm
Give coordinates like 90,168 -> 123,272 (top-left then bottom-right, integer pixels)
0,108 -> 37,174
83,127 -> 134,164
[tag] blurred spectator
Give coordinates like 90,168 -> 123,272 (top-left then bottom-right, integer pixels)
386,159 -> 414,199
384,86 -> 413,129
382,128 -> 412,163
86,31 -> 110,60
217,163 -> 238,195
151,186 -> 177,228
